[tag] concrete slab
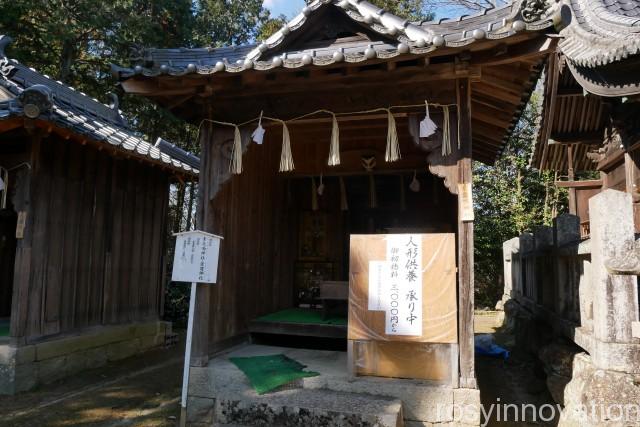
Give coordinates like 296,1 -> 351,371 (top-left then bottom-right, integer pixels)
195,344 -> 461,425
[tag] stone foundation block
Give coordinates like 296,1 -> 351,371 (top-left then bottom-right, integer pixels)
37,356 -> 67,384
453,388 -> 481,426
107,338 -> 141,361
187,396 -> 215,425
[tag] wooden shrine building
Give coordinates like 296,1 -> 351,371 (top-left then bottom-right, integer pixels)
114,0 -> 568,425
0,35 -> 198,394
531,0 -> 640,236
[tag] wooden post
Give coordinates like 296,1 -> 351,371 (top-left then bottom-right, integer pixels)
10,134 -> 41,343
567,144 -> 577,215
190,122 -> 212,367
456,78 -> 476,389
180,282 -> 197,426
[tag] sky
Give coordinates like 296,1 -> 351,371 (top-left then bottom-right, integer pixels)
262,0 -> 473,21
263,0 -> 306,18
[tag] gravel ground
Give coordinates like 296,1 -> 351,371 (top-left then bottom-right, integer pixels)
0,338 -> 185,427
1,312 -> 559,427
475,311 -> 560,427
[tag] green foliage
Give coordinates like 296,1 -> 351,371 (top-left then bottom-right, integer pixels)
0,0 -> 274,143
473,94 -> 567,308
257,14 -> 289,40
305,0 -> 435,20
366,0 -> 435,20
0,0 -> 274,324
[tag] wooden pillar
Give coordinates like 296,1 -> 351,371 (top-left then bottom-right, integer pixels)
9,135 -> 41,344
456,78 -> 476,388
190,122 -> 212,367
567,144 -> 577,215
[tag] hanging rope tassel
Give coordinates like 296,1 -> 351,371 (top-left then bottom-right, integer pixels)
311,177 -> 319,211
385,109 -> 401,162
442,105 -> 452,156
457,107 -> 461,150
229,125 -> 243,174
400,175 -> 406,211
369,174 -> 378,208
279,121 -> 295,172
339,177 -> 348,211
327,113 -> 341,166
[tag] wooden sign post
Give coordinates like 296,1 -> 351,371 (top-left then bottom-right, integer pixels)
172,230 -> 223,427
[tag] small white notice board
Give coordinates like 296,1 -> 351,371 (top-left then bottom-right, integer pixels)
172,231 -> 223,284
172,230 -> 223,424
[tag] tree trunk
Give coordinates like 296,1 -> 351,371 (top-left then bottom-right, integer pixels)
185,182 -> 196,230
59,39 -> 76,83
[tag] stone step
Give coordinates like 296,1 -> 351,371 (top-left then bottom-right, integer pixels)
213,387 -> 404,427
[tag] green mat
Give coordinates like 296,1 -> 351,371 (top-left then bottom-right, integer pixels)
0,323 -> 9,337
229,354 -> 319,395
256,308 -> 347,326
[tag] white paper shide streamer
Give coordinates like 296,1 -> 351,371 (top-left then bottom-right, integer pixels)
385,109 -> 401,162
252,111 -> 265,144
419,101 -> 438,138
279,121 -> 295,172
230,125 -> 243,174
327,113 -> 340,166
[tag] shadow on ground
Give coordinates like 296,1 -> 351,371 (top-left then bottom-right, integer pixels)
475,311 -> 559,427
0,337 -> 184,427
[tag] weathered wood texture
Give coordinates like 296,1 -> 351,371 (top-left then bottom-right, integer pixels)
199,124 -> 297,353
347,234 -> 458,343
7,133 -> 169,342
456,78 -> 476,389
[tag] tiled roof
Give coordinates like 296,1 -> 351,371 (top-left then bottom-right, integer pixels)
112,0 -> 559,79
557,0 -> 640,95
560,0 -> 640,67
0,37 -> 198,175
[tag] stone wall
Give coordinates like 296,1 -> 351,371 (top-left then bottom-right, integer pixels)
0,320 -> 171,395
501,190 -> 640,426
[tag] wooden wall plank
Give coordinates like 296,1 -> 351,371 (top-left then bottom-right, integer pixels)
9,137 -> 38,340
42,140 -> 68,335
59,142 -> 83,331
13,133 -> 171,342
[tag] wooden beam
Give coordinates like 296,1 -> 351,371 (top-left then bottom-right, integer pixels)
199,84 -> 457,123
549,130 -> 603,144
539,53 -> 560,171
473,82 -> 524,105
0,118 -> 24,133
471,36 -> 556,67
554,179 -> 603,188
456,78 -> 476,389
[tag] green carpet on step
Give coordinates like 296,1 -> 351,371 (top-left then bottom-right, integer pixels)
255,308 -> 347,326
229,354 -> 319,395
0,323 -> 9,337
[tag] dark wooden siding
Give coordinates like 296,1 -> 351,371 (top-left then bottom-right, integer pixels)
198,123 -> 457,351
202,128 -> 296,349
9,134 -> 169,342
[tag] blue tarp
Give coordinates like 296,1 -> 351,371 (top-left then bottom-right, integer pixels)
475,334 -> 510,360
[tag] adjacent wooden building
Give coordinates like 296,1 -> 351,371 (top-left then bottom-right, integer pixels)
531,0 -> 640,235
115,0 -> 568,424
0,35 -> 198,394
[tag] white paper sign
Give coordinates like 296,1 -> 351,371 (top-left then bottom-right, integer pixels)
386,234 -> 423,336
172,231 -> 223,284
368,260 -> 388,311
366,234 -> 423,336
